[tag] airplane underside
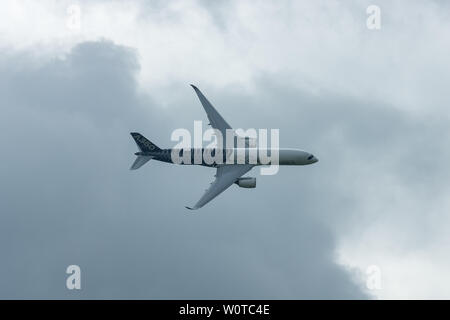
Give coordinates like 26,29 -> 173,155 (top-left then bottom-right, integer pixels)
130,85 -> 318,209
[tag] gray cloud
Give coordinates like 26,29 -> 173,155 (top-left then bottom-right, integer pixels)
0,40 -> 374,299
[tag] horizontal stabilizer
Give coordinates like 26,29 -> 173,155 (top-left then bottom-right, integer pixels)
130,156 -> 152,170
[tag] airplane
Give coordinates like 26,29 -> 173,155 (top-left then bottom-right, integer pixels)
130,85 -> 318,210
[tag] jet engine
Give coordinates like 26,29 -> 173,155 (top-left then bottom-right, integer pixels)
235,177 -> 256,188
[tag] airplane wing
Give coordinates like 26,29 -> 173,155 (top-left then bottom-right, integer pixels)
186,164 -> 254,210
191,85 -> 232,138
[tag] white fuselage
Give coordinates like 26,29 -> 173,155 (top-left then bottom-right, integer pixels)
158,148 -> 318,166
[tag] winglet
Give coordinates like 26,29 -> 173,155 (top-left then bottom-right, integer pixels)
185,206 -> 198,211
189,84 -> 232,134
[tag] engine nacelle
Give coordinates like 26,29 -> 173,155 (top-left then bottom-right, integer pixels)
235,177 -> 256,188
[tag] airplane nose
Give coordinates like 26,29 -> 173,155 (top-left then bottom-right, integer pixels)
307,154 -> 318,163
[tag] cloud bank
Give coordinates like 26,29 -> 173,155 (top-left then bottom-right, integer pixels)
0,0 -> 449,299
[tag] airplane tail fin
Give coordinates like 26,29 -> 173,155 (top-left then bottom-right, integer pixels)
130,132 -> 161,152
129,132 -> 161,170
130,155 -> 152,170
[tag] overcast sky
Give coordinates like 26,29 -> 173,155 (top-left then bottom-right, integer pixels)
1,0 -> 449,299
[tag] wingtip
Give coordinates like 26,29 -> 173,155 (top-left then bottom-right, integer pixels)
185,206 -> 198,211
190,84 -> 198,90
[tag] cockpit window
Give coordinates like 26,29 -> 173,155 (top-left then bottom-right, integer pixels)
307,154 -> 314,160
